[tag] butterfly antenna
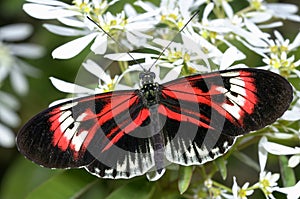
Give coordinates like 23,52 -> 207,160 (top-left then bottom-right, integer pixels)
148,9 -> 201,72
87,16 -> 146,71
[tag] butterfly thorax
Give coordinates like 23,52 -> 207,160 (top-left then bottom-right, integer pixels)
140,83 -> 159,107
139,71 -> 160,107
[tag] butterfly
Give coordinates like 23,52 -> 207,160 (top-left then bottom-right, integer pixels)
17,67 -> 292,180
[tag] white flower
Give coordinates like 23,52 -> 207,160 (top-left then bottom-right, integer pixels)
0,23 -> 43,148
136,0 -> 205,30
23,0 -> 157,59
0,123 -> 15,148
107,53 -> 181,84
49,59 -> 133,106
0,23 -> 43,95
281,90 -> 300,121
149,36 -> 210,73
275,181 -> 300,199
232,177 -> 254,199
218,47 -> 247,70
257,171 -> 280,199
258,136 -> 300,172
0,91 -> 20,148
247,0 -> 300,22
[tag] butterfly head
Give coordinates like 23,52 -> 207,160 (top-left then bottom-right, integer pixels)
139,71 -> 156,86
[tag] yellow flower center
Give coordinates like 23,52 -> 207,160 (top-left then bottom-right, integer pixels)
270,45 -> 278,54
260,178 -> 270,188
251,0 -> 262,10
238,189 -> 248,198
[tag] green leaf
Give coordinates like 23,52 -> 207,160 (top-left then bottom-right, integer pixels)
0,156 -> 58,199
178,166 -> 193,194
105,179 -> 155,199
25,170 -> 97,199
215,157 -> 227,180
279,156 -> 296,187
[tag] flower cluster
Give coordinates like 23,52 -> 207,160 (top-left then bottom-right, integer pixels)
0,24 -> 43,148
20,0 -> 300,198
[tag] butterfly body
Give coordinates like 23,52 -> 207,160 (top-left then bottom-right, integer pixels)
17,68 -> 293,180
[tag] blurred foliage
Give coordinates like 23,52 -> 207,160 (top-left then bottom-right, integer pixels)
0,0 -> 299,199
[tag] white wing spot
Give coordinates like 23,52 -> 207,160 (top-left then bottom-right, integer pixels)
216,86 -> 227,93
230,85 -> 246,96
60,116 -> 74,133
63,121 -> 80,141
71,130 -> 88,152
222,103 -> 241,120
220,71 -> 240,77
58,110 -> 72,122
76,112 -> 88,121
225,92 -> 246,107
230,77 -> 245,87
60,102 -> 78,110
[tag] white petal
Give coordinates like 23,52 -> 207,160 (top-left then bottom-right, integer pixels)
0,91 -> 20,109
222,1 -> 233,19
0,104 -> 20,127
107,0 -> 119,6
82,60 -> 111,83
258,136 -> 268,172
267,3 -> 298,14
288,155 -> 300,168
52,33 -> 98,59
220,47 -> 241,70
134,0 -> 155,12
124,3 -> 137,17
289,32 -> 300,50
10,70 -> 28,95
274,30 -> 284,43
17,60 -> 41,77
104,52 -> 153,61
160,65 -> 182,83
43,24 -> 88,36
286,15 -> 300,22
0,67 -> 9,83
50,77 -> 94,94
258,21 -> 283,29
244,18 -> 269,40
247,12 -> 272,23
0,24 -> 32,41
203,3 -> 214,24
8,44 -> 44,58
0,124 -> 15,148
262,139 -> 300,155
58,17 -> 86,28
25,0 -> 69,7
127,10 -> 159,23
232,176 -> 239,198
90,34 -> 107,54
276,181 -> 300,199
232,26 -> 268,47
281,106 -> 300,121
23,3 -> 79,19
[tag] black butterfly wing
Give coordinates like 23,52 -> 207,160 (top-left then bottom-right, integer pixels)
158,68 -> 293,165
17,68 -> 293,179
17,90 -> 159,179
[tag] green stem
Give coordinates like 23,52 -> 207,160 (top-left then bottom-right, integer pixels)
212,180 -> 232,193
